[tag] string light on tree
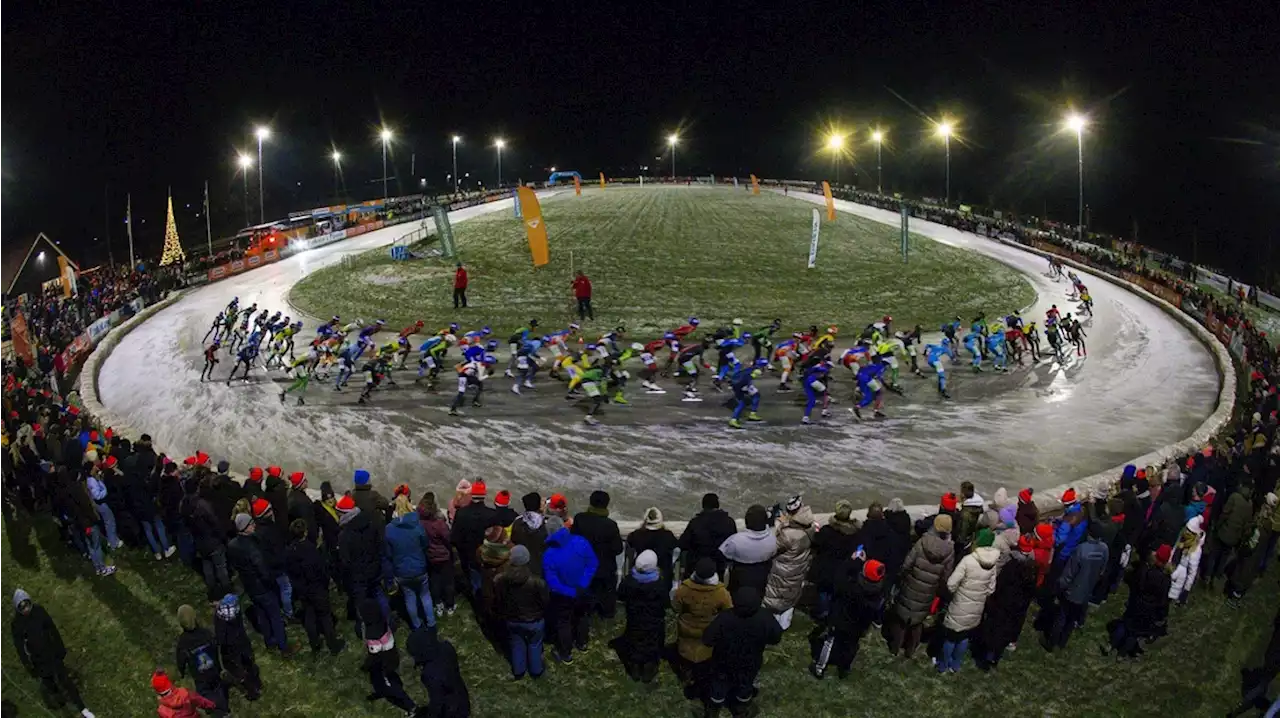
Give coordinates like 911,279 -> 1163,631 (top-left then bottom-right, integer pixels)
160,190 -> 186,265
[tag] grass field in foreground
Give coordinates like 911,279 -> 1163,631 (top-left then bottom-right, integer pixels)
290,187 -> 1034,341
3,509 -> 1275,718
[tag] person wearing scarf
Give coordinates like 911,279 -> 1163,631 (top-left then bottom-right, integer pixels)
359,598 -> 416,714
616,550 -> 667,683
475,525 -> 512,635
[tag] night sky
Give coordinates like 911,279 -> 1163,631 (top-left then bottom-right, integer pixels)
3,3 -> 1277,283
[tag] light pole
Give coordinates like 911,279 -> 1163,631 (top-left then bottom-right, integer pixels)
255,126 -> 270,222
380,128 -> 393,200
936,122 -> 953,204
494,139 -> 506,188
237,153 -> 252,226
825,133 -> 845,184
667,133 -> 679,178
1065,114 -> 1087,243
871,130 -> 884,194
451,135 -> 461,193
331,150 -> 342,200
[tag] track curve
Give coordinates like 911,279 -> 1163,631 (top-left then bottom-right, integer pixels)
98,188 -> 1220,519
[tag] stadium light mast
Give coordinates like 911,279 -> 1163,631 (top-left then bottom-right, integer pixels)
825,133 -> 845,184
451,135 -> 461,193
1064,113 -> 1088,242
379,128 -> 393,200
255,126 -> 270,222
494,138 -> 506,188
331,150 -> 342,199
237,153 -> 253,226
871,130 -> 884,195
936,121 -> 953,204
668,133 -> 679,178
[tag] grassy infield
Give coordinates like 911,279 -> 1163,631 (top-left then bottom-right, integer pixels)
290,187 -> 1034,341
5,190 -> 1272,716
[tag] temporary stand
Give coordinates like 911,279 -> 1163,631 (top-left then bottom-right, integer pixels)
5,232 -> 79,296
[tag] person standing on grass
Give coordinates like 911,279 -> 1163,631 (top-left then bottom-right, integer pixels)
173,604 -> 229,716
408,623 -> 472,717
542,515 -> 598,664
573,270 -> 594,321
385,495 -> 437,632
213,594 -> 261,701
495,544 -> 550,680
615,549 -> 668,683
701,586 -> 783,718
418,493 -> 458,617
226,513 -> 294,656
453,262 -> 469,309
574,490 -> 624,622
11,589 -> 97,718
150,669 -> 215,718
680,493 -> 738,580
359,598 -> 418,715
1043,520 -> 1109,652
285,519 -> 346,655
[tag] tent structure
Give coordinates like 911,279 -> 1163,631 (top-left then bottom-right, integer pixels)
5,232 -> 79,296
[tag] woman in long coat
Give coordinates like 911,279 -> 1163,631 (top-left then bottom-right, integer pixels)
763,501 -> 816,622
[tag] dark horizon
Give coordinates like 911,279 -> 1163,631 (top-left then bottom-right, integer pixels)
3,3 -> 1277,285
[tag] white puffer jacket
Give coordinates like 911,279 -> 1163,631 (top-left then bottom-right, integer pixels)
943,546 -> 1001,632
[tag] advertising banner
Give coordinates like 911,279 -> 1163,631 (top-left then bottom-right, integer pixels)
517,186 -> 550,267
807,209 -> 820,269
822,181 -> 835,221
9,312 -> 34,365
229,260 -> 245,274
246,255 -> 262,269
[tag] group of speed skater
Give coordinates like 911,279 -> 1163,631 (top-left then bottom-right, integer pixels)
195,275 -> 1094,428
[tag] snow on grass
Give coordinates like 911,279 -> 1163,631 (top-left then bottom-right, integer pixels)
291,187 -> 1034,338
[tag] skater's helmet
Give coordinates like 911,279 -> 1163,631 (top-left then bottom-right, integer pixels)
689,317 -> 699,326
398,337 -> 409,347
486,339 -> 499,351
882,315 -> 892,323
375,319 -> 386,326
586,343 -> 598,351
444,333 -> 458,344
941,337 -> 952,347
568,323 -> 579,331
530,319 -> 540,327
664,332 -> 676,341
732,318 -> 743,326
449,322 -> 459,332
331,315 -> 340,323
355,318 -> 363,326
754,358 -> 769,369
212,339 -> 221,348
742,332 -> 753,340
483,353 -> 498,365
293,321 -> 303,329
481,326 -> 492,335
542,336 -> 551,344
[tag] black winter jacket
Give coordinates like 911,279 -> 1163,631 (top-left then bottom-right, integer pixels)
227,533 -> 273,597
679,508 -> 737,575
338,509 -> 384,583
572,509 -> 623,582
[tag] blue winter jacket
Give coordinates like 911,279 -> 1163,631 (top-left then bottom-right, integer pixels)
384,513 -> 430,579
543,527 -> 598,598
1053,513 -> 1089,563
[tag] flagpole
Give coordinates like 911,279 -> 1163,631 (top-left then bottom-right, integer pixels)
127,193 -> 136,267
205,180 -> 213,257
104,184 -> 115,270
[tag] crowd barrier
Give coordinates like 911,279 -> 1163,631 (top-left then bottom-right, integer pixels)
55,296 -> 149,379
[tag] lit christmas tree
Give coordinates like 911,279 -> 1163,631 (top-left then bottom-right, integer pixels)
159,190 -> 186,266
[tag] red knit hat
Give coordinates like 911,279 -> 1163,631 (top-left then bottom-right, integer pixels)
1155,544 -> 1173,566
940,492 -> 958,512
335,495 -> 356,512
195,451 -> 210,466
183,456 -> 197,466
267,465 -> 282,478
103,455 -> 118,469
1034,523 -> 1055,544
1018,488 -> 1033,504
471,480 -> 487,496
251,498 -> 271,517
89,430 -> 99,442
862,559 -> 886,583
151,669 -> 172,694
394,484 -> 411,499
495,490 -> 511,508
289,471 -> 306,488
1135,468 -> 1147,480
1017,534 -> 1035,553
104,428 -> 114,440
1061,488 -> 1078,505
549,493 -> 568,511
248,467 -> 264,482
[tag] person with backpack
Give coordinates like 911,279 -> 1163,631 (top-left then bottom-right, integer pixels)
173,604 -> 228,715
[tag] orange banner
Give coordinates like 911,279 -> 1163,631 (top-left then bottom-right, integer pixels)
750,174 -> 760,195
599,172 -> 606,189
9,311 -> 34,365
574,175 -> 582,197
517,186 -> 550,267
822,181 -> 835,221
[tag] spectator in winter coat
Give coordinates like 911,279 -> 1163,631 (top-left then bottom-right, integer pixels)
573,489 -> 624,619
889,515 -> 955,658
615,549 -> 668,683
447,479 -> 471,524
701,586 -> 783,717
808,500 -> 860,621
494,545 -> 550,679
1053,502 -> 1089,569
884,497 -> 913,539
313,482 -> 342,563
1255,492 -> 1279,575
286,472 -> 317,543
672,557 -> 732,694
914,492 -> 960,540
385,495 -> 436,630
285,520 -> 344,654
493,490 -> 518,531
418,493 -> 456,616
407,624 -> 471,718
337,498 -> 391,624
250,499 -> 293,620
151,669 -> 216,718
719,504 -> 778,596
1202,482 -> 1253,587
1044,521 -> 1109,651
762,496 -> 814,619
975,534 -> 1037,669
173,604 -> 228,714
451,480 -> 497,596
939,528 -> 1000,673
359,599 -> 417,714
207,464 -> 243,538
627,507 -> 679,588
351,469 -> 390,531
510,492 -> 548,575
1103,544 -> 1173,658
213,594 -> 261,701
809,556 -> 886,679
1169,515 -> 1207,604
1015,488 -> 1040,535
543,516 -> 598,663
11,589 -> 96,717
476,525 -> 513,633
955,481 -> 985,551
856,501 -> 910,585
262,466 -> 289,527
1031,522 -> 1055,588
679,493 -> 738,579
226,514 -> 291,653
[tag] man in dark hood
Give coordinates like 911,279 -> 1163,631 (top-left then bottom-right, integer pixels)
12,589 -> 96,717
679,493 -> 737,579
700,586 -> 782,717
509,492 -> 548,574
407,626 -> 472,717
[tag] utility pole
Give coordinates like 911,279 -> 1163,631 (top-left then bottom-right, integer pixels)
204,180 -> 213,258
104,184 -> 115,269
